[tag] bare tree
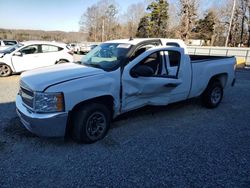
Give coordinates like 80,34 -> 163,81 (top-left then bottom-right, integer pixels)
177,0 -> 198,41
248,2 -> 250,46
225,0 -> 236,47
79,0 -> 119,42
239,0 -> 248,46
123,2 -> 146,38
79,5 -> 100,41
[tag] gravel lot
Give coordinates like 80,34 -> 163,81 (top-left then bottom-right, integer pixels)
0,68 -> 250,187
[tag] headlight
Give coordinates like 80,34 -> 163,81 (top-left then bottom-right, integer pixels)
34,92 -> 65,113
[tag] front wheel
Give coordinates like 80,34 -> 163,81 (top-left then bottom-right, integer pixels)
71,103 -> 111,143
0,64 -> 12,77
201,81 -> 223,108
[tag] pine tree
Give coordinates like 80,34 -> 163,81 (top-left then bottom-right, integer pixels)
136,0 -> 169,38
195,11 -> 217,45
136,16 -> 151,38
147,0 -> 169,37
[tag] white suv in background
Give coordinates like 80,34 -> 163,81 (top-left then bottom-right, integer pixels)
0,41 -> 74,77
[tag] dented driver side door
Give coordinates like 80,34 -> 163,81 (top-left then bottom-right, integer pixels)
121,47 -> 188,113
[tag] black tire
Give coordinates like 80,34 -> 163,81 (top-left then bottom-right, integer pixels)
0,64 -> 12,77
71,103 -> 111,143
56,60 -> 68,64
201,81 -> 223,108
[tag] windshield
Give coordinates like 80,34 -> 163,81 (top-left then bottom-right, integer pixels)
0,44 -> 23,53
81,43 -> 132,71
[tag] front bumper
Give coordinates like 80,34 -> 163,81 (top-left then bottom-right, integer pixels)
16,95 -> 68,137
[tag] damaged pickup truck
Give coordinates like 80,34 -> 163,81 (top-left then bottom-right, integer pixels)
16,38 -> 236,143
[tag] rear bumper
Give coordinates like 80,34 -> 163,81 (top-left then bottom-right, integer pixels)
16,95 -> 68,137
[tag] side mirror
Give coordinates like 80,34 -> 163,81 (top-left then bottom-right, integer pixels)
13,52 -> 22,56
131,65 -> 154,78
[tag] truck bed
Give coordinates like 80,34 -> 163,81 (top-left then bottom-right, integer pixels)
188,55 -> 236,99
190,55 -> 233,63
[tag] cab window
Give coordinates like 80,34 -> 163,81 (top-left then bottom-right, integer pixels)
130,42 -> 161,61
164,51 -> 181,77
132,50 -> 181,78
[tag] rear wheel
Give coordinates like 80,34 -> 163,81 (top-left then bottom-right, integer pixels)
201,81 -> 223,108
71,103 -> 111,143
0,64 -> 12,77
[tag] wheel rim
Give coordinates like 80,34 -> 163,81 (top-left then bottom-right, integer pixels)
211,87 -> 222,104
86,112 -> 106,140
0,65 -> 11,76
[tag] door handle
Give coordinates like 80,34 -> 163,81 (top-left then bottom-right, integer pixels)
164,83 -> 180,88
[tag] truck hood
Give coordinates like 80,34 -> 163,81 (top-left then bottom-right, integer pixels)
21,63 -> 104,91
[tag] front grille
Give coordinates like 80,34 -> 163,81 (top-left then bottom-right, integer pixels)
20,86 -> 34,109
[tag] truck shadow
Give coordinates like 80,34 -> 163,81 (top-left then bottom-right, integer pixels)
0,98 -> 201,146
112,98 -> 201,129
0,101 -> 69,147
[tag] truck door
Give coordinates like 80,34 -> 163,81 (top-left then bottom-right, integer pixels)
121,47 -> 191,112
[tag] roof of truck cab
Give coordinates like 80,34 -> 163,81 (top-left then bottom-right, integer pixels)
104,38 -> 185,46
104,38 -> 160,45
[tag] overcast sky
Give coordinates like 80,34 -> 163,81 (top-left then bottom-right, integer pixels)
0,0 -> 225,32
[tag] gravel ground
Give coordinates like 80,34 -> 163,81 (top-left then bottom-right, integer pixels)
0,69 -> 250,187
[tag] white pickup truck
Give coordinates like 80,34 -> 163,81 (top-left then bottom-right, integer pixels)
16,38 -> 236,143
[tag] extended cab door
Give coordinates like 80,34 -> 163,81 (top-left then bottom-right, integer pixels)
121,47 -> 192,112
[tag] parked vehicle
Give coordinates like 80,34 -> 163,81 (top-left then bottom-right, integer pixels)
67,43 -> 76,51
67,43 -> 81,54
79,44 -> 92,54
16,38 -> 236,143
0,40 -> 18,51
0,41 -> 73,77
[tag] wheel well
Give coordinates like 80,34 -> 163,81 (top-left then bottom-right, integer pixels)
56,59 -> 69,64
71,95 -> 114,116
208,73 -> 228,88
65,95 -> 114,137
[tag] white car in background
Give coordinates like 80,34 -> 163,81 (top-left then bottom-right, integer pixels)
0,41 -> 74,77
0,40 -> 18,51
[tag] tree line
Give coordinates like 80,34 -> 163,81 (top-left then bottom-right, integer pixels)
80,0 -> 250,47
0,29 -> 87,43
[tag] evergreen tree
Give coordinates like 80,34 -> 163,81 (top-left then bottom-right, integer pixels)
136,0 -> 169,38
147,0 -> 169,37
136,16 -> 151,38
195,11 -> 217,45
